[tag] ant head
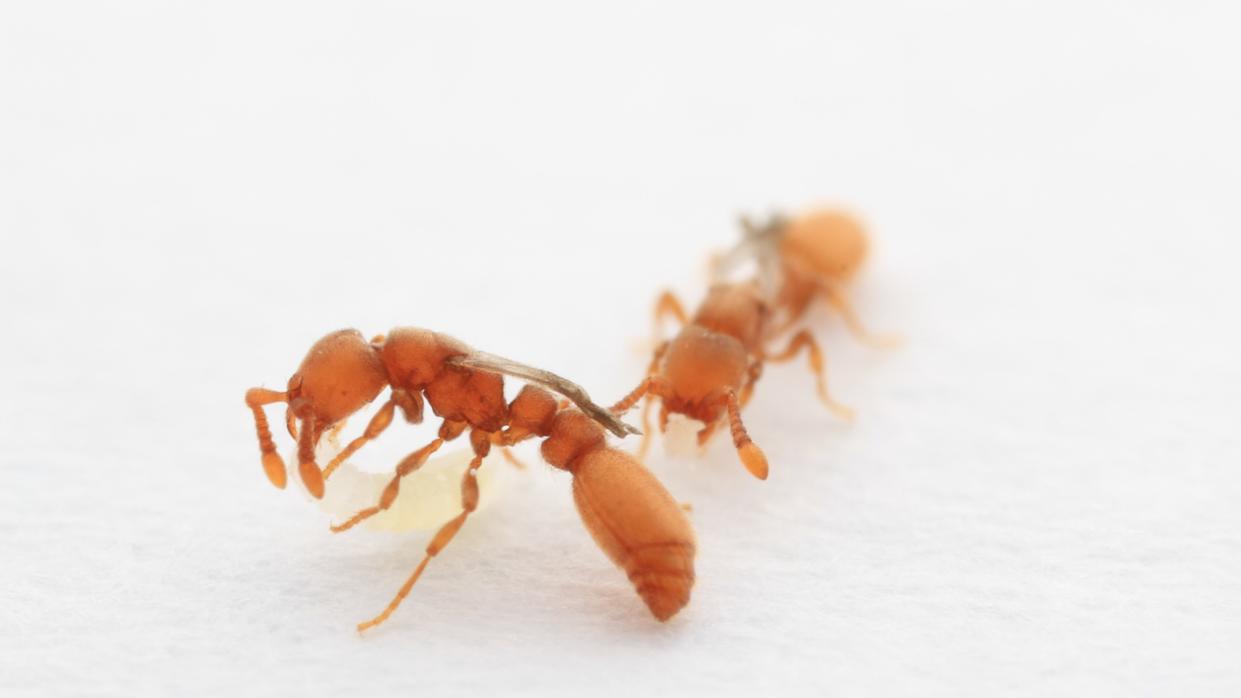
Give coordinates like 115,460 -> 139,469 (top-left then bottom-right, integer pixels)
288,329 -> 389,426
782,210 -> 869,281
664,326 -> 748,404
541,409 -> 606,473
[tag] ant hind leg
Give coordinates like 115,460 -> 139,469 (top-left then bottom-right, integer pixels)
635,396 -> 655,459
356,429 -> 492,632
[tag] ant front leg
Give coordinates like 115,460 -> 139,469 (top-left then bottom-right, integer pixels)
611,372 -> 670,459
321,397 -> 397,481
296,414 -> 328,499
695,419 -> 719,453
356,428 -> 492,633
653,291 -> 689,340
245,387 -> 290,489
765,329 -> 854,421
330,419 -> 468,533
712,388 -> 769,480
392,389 -> 424,424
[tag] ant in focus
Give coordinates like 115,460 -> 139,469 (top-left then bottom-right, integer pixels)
610,208 -> 893,480
245,328 -> 694,630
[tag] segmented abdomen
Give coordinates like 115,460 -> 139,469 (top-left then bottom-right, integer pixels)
571,448 -> 696,621
623,541 -> 695,621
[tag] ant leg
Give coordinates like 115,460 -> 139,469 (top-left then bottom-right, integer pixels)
393,389 -> 424,424
330,419 -> 467,533
653,292 -> 688,339
819,280 -> 902,348
356,429 -> 492,632
245,388 -> 290,489
612,379 -> 654,456
321,398 -> 397,481
499,447 -> 526,470
765,329 -> 855,421
635,396 -> 655,459
696,419 -> 719,452
638,402 -> 671,459
285,405 -> 298,440
718,389 -> 769,480
296,414 -> 327,499
612,343 -> 669,416
738,361 -> 763,408
613,372 -> 670,458
611,377 -> 653,415
767,289 -> 815,340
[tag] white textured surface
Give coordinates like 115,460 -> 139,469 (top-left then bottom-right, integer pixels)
2,2 -> 1239,696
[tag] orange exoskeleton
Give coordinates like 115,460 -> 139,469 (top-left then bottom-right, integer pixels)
245,328 -> 694,630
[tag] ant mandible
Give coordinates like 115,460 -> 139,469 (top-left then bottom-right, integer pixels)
245,329 -> 694,629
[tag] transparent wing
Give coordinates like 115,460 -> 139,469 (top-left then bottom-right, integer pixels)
712,213 -> 787,302
447,351 -> 640,438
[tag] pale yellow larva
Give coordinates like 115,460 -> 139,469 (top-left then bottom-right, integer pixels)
289,437 -> 508,532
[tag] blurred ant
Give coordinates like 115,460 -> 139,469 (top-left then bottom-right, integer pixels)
246,329 -> 693,630
612,208 -> 890,480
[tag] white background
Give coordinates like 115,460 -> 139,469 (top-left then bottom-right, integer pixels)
2,1 -> 1239,696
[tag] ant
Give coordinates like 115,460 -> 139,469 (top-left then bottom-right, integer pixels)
245,328 -> 693,629
610,208 -> 889,480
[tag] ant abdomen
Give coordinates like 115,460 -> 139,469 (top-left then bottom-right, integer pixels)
571,448 -> 695,621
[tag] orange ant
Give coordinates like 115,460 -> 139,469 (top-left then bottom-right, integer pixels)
245,328 -> 693,629
611,208 -> 888,480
